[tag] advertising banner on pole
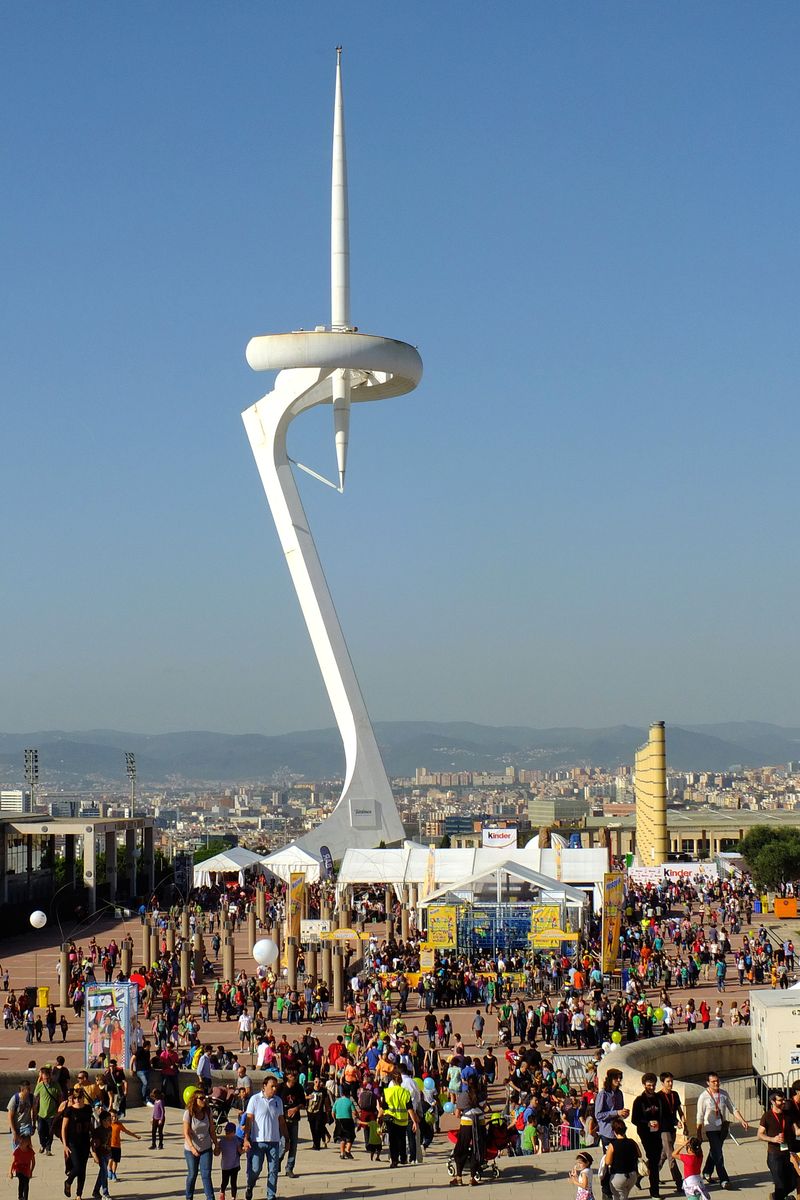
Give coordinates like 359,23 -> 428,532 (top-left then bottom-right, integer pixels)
84,982 -> 138,1069
424,844 -> 436,898
427,905 -> 458,948
289,872 -> 304,939
601,871 -> 625,974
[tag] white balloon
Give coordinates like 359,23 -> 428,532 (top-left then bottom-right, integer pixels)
252,938 -> 279,967
29,911 -> 47,930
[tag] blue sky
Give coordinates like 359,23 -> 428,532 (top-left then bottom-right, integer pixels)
2,3 -> 798,735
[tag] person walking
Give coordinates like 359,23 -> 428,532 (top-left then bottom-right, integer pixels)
183,1090 -> 218,1200
757,1089 -> 799,1200
657,1071 -> 686,1194
62,1086 -> 93,1199
243,1076 -> 287,1200
379,1068 -> 419,1170
632,1073 -> 663,1198
601,1118 -> 642,1200
277,1070 -> 305,1178
695,1072 -> 748,1189
32,1066 -> 61,1155
596,1070 -> 630,1200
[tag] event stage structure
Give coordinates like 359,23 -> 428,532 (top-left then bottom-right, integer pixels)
241,50 -> 422,859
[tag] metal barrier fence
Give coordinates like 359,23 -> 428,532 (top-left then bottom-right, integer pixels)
725,1071 -> 786,1122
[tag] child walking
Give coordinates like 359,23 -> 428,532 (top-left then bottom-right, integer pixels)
9,1133 -> 35,1200
108,1112 -> 141,1180
569,1151 -> 593,1200
219,1122 -> 242,1200
149,1089 -> 165,1149
672,1136 -> 710,1199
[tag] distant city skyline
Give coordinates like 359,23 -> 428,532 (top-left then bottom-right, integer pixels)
2,4 -> 799,735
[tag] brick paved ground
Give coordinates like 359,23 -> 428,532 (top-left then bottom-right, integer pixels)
0,906 -> 795,1195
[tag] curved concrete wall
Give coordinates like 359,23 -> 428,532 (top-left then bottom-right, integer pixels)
598,1028 -> 753,1130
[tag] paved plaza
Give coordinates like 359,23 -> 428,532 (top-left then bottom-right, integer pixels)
0,910 -> 796,1195
0,1102 -> 776,1198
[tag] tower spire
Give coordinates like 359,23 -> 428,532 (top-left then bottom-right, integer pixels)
331,44 -> 350,330
331,45 -> 351,490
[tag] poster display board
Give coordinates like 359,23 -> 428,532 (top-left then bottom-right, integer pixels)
85,983 -> 138,1069
427,905 -> 458,948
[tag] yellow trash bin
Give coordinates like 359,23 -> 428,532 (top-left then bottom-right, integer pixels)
37,986 -> 49,1008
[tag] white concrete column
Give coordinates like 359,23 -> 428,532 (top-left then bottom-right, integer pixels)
125,827 -> 138,900
105,830 -> 118,902
142,825 -> 155,895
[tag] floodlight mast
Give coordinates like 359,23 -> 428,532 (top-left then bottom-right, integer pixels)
241,49 -> 422,859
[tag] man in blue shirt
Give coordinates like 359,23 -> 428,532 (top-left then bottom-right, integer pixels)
244,1076 -> 288,1200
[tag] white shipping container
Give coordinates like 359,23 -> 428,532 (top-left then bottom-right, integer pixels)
750,989 -> 800,1079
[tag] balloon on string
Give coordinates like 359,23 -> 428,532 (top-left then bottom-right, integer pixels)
654,1007 -> 665,1021
443,1101 -> 455,1113
611,1031 -> 623,1044
423,1077 -> 436,1091
252,939 -> 279,967
29,911 -> 47,930
183,1085 -> 198,1105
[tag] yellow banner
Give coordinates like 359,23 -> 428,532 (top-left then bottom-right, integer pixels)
289,872 -> 304,940
424,843 -> 436,898
602,871 -> 625,974
419,947 -> 435,971
530,904 -> 560,938
427,904 -> 457,948
528,928 -> 579,947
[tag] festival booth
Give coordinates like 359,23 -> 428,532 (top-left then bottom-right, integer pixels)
418,859 -> 588,958
258,844 -> 322,884
192,846 -> 265,888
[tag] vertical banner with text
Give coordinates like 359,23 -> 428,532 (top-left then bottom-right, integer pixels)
601,871 -> 625,974
289,872 -> 304,939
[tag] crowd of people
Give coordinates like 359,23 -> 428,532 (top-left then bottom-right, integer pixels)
5,865 -> 799,1200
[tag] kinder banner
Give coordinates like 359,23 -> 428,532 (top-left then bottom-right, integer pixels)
481,827 -> 517,849
289,872 -> 304,939
85,983 -> 138,1069
427,905 -> 458,948
602,871 -> 625,974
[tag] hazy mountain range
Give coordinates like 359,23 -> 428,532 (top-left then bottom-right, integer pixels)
1,721 -> 800,787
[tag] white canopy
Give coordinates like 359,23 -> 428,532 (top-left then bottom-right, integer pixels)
418,858 -> 588,908
259,844 -> 321,884
336,844 -> 608,901
193,846 -> 265,888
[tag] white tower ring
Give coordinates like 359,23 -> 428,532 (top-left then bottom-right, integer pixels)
245,331 -> 423,402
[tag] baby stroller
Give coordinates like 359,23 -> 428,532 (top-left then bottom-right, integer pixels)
446,1117 -> 509,1181
209,1086 -> 235,1134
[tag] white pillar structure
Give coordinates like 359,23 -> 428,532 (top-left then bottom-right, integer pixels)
242,49 -> 422,860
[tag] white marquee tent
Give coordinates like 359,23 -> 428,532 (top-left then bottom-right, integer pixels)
193,846 -> 266,888
335,843 -> 608,905
259,845 -> 322,884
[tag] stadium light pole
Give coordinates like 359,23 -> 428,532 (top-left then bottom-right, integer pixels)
24,747 -> 39,812
125,752 -> 136,818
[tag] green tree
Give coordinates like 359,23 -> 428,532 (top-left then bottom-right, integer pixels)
741,826 -> 800,890
194,837 -> 237,864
